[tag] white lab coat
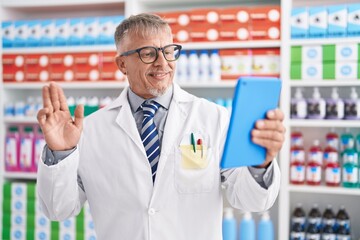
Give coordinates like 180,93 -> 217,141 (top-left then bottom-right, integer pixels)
37,83 -> 280,240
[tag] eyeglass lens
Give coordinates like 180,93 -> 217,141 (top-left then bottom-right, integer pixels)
139,45 -> 181,63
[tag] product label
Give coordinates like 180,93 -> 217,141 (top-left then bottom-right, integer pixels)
306,165 -> 321,183
35,139 -> 46,168
342,151 -> 358,165
308,152 -> 323,164
290,165 -> 305,182
291,150 -> 305,163
327,138 -> 339,150
290,232 -> 305,240
291,136 -> 303,146
344,101 -> 360,118
20,138 -> 32,168
342,166 -> 358,183
321,233 -> 336,240
5,137 -> 17,167
306,233 -> 320,240
325,167 -> 341,184
323,152 -> 338,163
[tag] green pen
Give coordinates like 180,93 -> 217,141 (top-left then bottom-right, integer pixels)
191,133 -> 196,153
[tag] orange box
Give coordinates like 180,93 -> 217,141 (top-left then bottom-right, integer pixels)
49,53 -> 75,82
189,8 -> 220,25
171,25 -> 190,43
25,54 -> 50,82
218,23 -> 250,41
2,54 -> 26,82
220,49 -> 252,80
189,23 -> 219,42
100,52 -> 125,81
156,11 -> 190,27
219,7 -> 250,25
249,6 -> 281,25
73,52 -> 100,81
250,24 -> 280,40
251,48 -> 280,77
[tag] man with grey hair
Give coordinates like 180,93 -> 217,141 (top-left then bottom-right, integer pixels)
37,13 -> 284,240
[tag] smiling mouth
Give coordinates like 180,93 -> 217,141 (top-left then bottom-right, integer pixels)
149,72 -> 168,78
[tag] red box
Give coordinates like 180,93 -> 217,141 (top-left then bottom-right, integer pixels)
190,23 -> 219,42
73,53 -> 100,81
100,52 -> 125,81
219,7 -> 250,25
2,54 -> 26,82
25,54 -> 50,82
189,8 -> 220,25
156,11 -> 190,27
171,25 -> 190,43
249,6 -> 281,25
50,53 -> 75,82
218,23 -> 250,41
250,24 -> 280,40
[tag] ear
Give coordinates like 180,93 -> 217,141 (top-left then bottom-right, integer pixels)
115,55 -> 127,75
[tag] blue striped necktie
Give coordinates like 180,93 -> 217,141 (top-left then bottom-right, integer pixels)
141,101 -> 161,183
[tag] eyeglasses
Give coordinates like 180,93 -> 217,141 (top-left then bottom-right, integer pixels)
120,44 -> 182,64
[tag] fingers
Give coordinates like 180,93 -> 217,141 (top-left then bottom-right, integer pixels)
42,86 -> 53,112
57,85 -> 69,111
252,129 -> 284,143
49,82 -> 61,111
256,119 -> 286,133
252,137 -> 283,154
37,108 -> 50,127
74,104 -> 84,130
266,109 -> 284,121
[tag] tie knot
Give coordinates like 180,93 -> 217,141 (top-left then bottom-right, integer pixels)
142,101 -> 161,118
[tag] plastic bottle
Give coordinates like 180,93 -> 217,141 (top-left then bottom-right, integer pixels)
308,204 -> 322,232
239,212 -> 255,240
291,203 -> 306,230
344,87 -> 360,120
99,96 -> 113,109
342,158 -> 358,188
290,222 -> 305,240
326,130 -> 339,151
325,158 -> 341,187
67,96 -> 76,116
34,127 -> 46,172
336,225 -> 351,240
199,50 -> 210,82
19,126 -> 34,172
258,211 -> 274,240
222,208 -> 236,240
5,126 -> 20,172
306,140 -> 323,185
335,206 -> 350,233
322,205 -> 336,228
291,88 -> 307,119
321,224 -> 336,240
307,87 -> 326,119
188,50 -> 199,82
291,131 -> 304,147
86,96 -> 99,116
210,49 -> 222,82
290,131 -> 306,184
340,129 -> 355,152
305,222 -> 320,240
326,87 -> 344,120
176,51 -> 188,83
356,133 -> 360,152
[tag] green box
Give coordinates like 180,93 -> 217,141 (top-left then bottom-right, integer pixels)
3,182 -> 11,199
323,62 -> 336,80
323,44 -> 336,62
2,226 -> 10,240
290,63 -> 302,79
291,46 -> 302,63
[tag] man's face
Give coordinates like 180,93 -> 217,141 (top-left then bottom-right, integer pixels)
117,29 -> 176,99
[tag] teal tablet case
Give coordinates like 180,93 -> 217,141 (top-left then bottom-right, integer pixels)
220,77 -> 282,168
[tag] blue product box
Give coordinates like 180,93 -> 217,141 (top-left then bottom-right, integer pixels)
13,20 -> 28,47
98,15 -> 124,45
347,4 -> 360,36
328,5 -> 347,37
2,21 -> 14,48
27,20 -> 42,47
69,18 -> 84,46
291,8 -> 309,39
83,17 -> 99,45
40,19 -> 55,46
55,18 -> 70,46
309,7 -> 328,38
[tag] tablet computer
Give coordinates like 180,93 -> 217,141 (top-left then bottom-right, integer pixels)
220,77 -> 282,168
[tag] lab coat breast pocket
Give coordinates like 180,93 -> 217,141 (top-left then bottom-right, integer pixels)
174,145 -> 217,194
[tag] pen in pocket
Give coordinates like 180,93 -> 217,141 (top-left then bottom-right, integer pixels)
191,133 -> 196,153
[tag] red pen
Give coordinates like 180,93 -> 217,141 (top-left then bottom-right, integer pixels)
197,139 -> 203,158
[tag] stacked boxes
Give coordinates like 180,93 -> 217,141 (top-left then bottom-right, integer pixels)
290,44 -> 360,80
2,182 -> 97,240
291,4 -> 360,38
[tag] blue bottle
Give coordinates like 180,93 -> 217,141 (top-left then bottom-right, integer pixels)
258,211 -> 274,240
222,208 -> 237,240
239,212 -> 255,240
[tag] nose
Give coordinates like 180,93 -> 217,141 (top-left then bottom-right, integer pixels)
153,49 -> 168,66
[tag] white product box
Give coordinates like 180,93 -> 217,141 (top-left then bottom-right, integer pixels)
83,17 -> 99,45
348,4 -> 360,36
308,7 -> 328,38
11,226 -> 26,240
328,5 -> 347,37
291,8 -> 309,38
35,228 -> 51,240
98,15 -> 124,45
11,213 -> 26,227
12,183 -> 27,200
336,61 -> 357,79
2,21 -> 15,48
55,18 -> 70,46
27,20 -> 41,47
302,63 -> 323,80
302,45 -> 322,63
69,18 -> 84,46
336,43 -> 358,61
11,199 -> 26,213
40,19 -> 55,46
60,218 -> 76,233
36,213 -> 51,229
14,20 -> 28,47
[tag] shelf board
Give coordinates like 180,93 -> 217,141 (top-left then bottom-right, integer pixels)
4,116 -> 38,124
289,185 -> 360,196
3,172 -> 37,180
182,40 -> 281,50
290,119 -> 360,128
138,0 -> 279,6
290,37 -> 360,46
290,80 -> 360,87
3,45 -> 117,54
1,0 -> 124,8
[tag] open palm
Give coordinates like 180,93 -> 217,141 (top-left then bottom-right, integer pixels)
37,83 -> 84,151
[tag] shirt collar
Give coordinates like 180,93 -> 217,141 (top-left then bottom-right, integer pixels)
127,85 -> 173,113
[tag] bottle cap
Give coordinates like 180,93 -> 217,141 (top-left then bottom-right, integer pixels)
313,139 -> 320,146
313,87 -> 321,99
294,88 -> 303,99
223,207 -> 234,219
331,87 -> 339,99
243,212 -> 252,220
261,211 -> 270,221
350,87 -> 358,100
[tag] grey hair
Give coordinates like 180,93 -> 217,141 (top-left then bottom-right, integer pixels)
114,13 -> 171,52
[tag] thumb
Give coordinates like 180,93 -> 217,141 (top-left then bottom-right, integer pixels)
74,104 -> 84,130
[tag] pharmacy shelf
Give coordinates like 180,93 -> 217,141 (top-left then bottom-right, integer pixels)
3,172 -> 37,180
182,40 -> 281,50
290,119 -> 360,128
290,37 -> 360,46
1,0 -> 125,8
4,116 -> 37,124
289,185 -> 360,196
290,80 -> 360,87
138,0 -> 279,6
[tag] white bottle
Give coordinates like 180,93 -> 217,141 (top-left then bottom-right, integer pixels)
188,50 -> 199,82
176,51 -> 188,83
326,87 -> 344,119
307,87 -> 326,119
199,50 -> 210,82
344,87 -> 360,120
210,49 -> 222,82
291,88 -> 307,119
